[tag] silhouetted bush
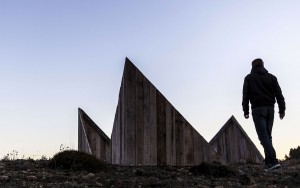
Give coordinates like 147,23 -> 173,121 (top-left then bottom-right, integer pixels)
48,150 -> 108,172
190,162 -> 236,178
287,146 -> 300,160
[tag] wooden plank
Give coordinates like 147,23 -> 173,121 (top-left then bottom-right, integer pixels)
78,110 -> 83,151
232,122 -> 239,162
124,62 -> 136,165
143,77 -> 151,165
120,82 -> 125,165
225,123 -> 231,162
98,136 -> 103,160
202,137 -> 212,163
235,125 -> 243,161
184,123 -> 194,166
193,129 -> 204,165
149,83 -> 157,165
171,107 -> 176,165
175,112 -> 184,166
111,105 -> 118,164
136,70 -> 144,165
156,92 -> 166,166
117,104 -> 121,164
112,108 -> 118,164
165,101 -> 173,165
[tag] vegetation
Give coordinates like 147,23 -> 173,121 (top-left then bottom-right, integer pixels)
285,146 -> 300,160
48,150 -> 108,172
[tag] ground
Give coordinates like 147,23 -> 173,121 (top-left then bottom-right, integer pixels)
0,159 -> 300,187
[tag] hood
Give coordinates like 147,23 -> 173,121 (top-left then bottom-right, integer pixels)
251,66 -> 268,75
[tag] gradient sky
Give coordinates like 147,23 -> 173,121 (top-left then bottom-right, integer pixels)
1,1 -> 300,159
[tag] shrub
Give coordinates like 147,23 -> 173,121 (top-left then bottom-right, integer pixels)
287,146 -> 300,160
190,162 -> 236,178
48,150 -> 108,172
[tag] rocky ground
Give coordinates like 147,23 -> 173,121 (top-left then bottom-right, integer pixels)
0,159 -> 300,188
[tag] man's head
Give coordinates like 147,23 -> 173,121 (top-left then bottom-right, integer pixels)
252,58 -> 264,67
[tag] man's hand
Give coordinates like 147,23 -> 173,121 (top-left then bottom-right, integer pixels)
279,113 -> 285,120
244,114 -> 249,119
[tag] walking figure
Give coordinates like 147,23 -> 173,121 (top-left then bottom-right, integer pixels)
242,58 -> 285,171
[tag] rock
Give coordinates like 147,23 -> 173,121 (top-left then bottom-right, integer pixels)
27,175 -> 37,181
176,177 -> 183,182
239,174 -> 255,185
86,173 -> 95,179
23,161 -> 34,169
133,168 -> 145,176
96,182 -> 103,186
214,186 -> 224,188
64,181 -> 74,187
0,175 -> 8,181
149,177 -> 160,185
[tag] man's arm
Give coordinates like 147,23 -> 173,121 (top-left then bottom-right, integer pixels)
242,76 -> 250,119
272,75 -> 286,119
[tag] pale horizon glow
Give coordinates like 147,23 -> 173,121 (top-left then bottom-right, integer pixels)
1,1 -> 300,160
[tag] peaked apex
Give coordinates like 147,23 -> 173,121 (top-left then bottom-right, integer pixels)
229,115 -> 238,123
125,57 -> 134,66
123,57 -> 145,80
78,108 -> 88,116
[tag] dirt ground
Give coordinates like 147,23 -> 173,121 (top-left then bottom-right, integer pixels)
0,159 -> 300,188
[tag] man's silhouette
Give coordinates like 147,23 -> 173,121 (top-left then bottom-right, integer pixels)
242,58 -> 285,171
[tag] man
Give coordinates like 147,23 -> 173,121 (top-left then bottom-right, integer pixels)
242,58 -> 285,171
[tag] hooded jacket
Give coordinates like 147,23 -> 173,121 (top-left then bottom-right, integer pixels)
242,65 -> 285,115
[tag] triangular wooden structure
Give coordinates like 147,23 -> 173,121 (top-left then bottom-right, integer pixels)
110,58 -> 217,166
209,116 -> 263,163
78,108 -> 111,163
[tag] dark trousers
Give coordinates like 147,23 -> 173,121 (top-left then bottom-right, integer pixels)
252,107 -> 278,166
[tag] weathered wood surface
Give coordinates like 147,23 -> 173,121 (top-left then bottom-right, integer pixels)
209,116 -> 264,163
78,108 -> 111,163
111,58 -> 216,166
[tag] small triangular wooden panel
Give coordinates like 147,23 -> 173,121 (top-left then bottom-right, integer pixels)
78,108 -> 111,163
111,58 -> 217,166
209,116 -> 264,163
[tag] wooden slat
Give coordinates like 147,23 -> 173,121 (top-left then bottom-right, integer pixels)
149,83 -> 157,165
111,105 -> 118,164
171,107 -> 176,165
124,62 -> 136,165
98,136 -> 103,159
175,112 -> 184,166
143,77 -> 151,165
120,80 -> 125,164
225,123 -> 231,161
202,137 -> 212,163
193,129 -> 204,165
136,70 -> 144,165
184,123 -> 194,165
157,92 -> 166,166
165,101 -> 173,165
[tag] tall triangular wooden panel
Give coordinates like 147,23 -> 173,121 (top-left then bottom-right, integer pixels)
78,108 -> 111,163
209,116 -> 263,163
111,58 -> 216,166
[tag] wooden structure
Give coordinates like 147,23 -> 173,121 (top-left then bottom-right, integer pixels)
110,58 -> 216,166
209,116 -> 263,163
78,108 -> 111,163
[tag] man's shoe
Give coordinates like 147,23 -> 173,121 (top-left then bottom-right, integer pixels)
265,163 -> 281,172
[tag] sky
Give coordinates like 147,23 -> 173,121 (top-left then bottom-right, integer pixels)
1,1 -> 300,160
